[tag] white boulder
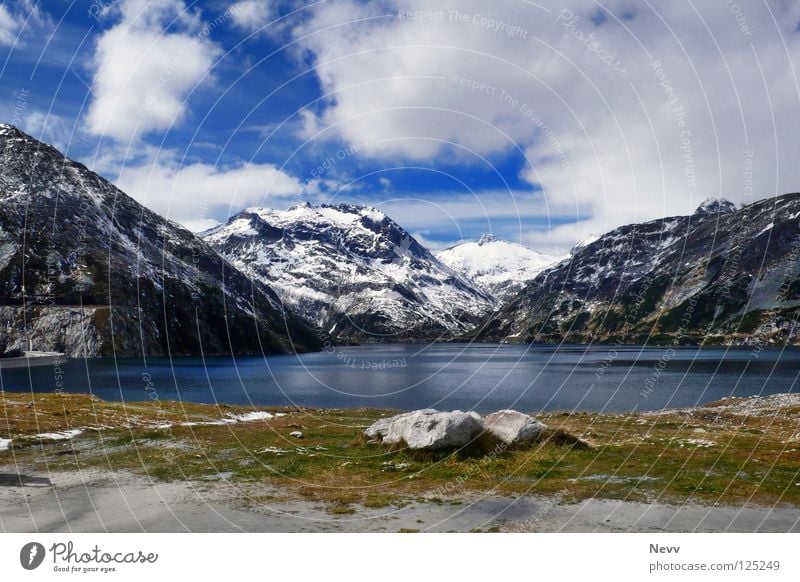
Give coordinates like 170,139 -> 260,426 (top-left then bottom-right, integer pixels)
365,409 -> 484,450
483,410 -> 546,445
364,409 -> 437,441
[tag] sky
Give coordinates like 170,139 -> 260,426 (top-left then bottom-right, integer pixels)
2,0 -> 800,254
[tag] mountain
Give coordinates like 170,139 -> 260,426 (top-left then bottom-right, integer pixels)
475,194 -> 800,346
434,234 -> 561,301
0,124 -> 319,357
202,203 -> 495,341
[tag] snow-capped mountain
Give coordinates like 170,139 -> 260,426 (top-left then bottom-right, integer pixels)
694,197 -> 738,215
476,194 -> 800,346
0,124 -> 319,357
434,234 -> 562,301
571,234 -> 601,254
203,203 -> 495,341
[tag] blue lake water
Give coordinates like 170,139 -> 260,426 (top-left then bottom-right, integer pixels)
2,344 -> 799,413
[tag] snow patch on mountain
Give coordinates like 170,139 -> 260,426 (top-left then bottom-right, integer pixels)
435,235 -> 562,301
204,203 -> 495,340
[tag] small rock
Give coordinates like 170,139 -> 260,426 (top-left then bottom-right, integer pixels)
290,431 -> 304,439
483,410 -> 547,445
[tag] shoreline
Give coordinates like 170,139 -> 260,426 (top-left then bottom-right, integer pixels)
2,391 -> 800,532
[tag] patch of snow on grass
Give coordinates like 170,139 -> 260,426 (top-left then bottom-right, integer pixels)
34,429 -> 84,441
682,438 -> 715,448
229,411 -> 275,422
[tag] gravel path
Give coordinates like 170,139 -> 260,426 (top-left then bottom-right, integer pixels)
2,467 -> 798,533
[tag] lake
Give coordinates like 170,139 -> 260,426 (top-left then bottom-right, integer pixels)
2,344 -> 798,413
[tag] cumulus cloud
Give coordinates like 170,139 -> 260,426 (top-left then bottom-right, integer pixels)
229,0 -> 273,32
289,0 -> 800,250
114,154 -> 304,231
85,0 -> 222,142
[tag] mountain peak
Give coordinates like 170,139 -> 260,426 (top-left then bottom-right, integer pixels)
435,237 -> 561,302
203,202 -> 494,339
0,123 -> 31,143
0,124 -> 40,145
288,201 -> 316,211
694,197 -> 737,215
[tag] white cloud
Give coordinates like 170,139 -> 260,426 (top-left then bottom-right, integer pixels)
229,0 -> 273,32
349,190 -> 570,253
409,232 -> 456,251
290,0 -> 800,249
0,5 -> 19,46
0,0 -> 51,46
85,0 -> 221,142
114,154 -> 304,230
18,111 -> 73,152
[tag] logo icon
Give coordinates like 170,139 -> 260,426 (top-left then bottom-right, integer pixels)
20,542 -> 45,570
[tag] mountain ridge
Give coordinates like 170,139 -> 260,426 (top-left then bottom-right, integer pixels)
474,192 -> 800,346
0,124 -> 319,357
203,202 -> 496,341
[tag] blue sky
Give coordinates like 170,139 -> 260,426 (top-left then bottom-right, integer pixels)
3,1 -> 800,253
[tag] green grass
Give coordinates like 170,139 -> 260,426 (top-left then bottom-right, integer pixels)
2,392 -> 800,513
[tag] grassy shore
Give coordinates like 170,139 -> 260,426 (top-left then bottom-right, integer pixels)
2,391 -> 799,515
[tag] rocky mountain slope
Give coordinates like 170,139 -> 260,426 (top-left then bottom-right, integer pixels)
435,234 -> 561,301
202,203 -> 495,341
0,124 -> 319,357
475,195 -> 800,346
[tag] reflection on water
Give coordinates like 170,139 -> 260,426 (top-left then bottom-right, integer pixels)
4,343 -> 799,413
